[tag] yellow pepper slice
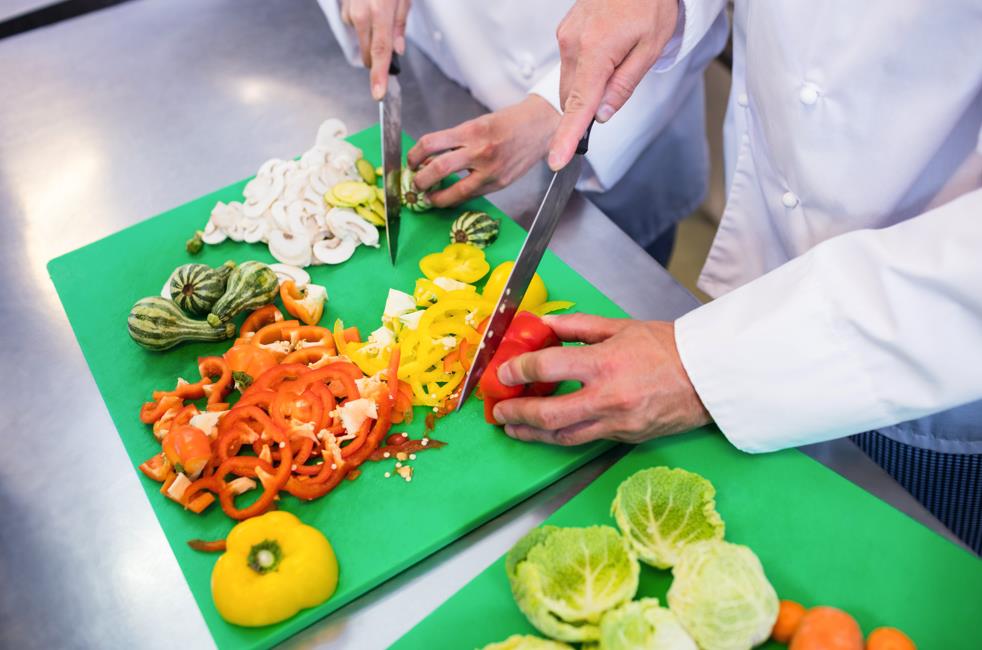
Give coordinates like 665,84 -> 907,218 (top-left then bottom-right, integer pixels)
483,260 -> 548,313
211,511 -> 339,627
419,243 -> 490,283
533,300 -> 576,316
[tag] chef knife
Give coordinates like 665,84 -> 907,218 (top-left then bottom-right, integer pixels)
456,121 -> 594,411
379,53 -> 402,265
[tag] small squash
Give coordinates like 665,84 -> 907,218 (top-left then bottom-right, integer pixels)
401,166 -> 432,212
128,297 -> 235,351
169,262 -> 234,316
207,261 -> 279,326
449,211 -> 500,248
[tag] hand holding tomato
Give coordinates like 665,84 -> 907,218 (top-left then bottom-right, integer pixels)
491,314 -> 711,445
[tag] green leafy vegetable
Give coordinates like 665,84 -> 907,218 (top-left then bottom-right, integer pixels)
611,467 -> 725,569
598,598 -> 697,650
480,634 -> 573,650
667,540 -> 778,650
506,526 -> 640,642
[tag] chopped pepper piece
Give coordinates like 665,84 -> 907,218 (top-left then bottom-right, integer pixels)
280,280 -> 327,326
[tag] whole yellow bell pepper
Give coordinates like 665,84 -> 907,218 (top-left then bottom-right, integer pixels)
211,511 -> 339,627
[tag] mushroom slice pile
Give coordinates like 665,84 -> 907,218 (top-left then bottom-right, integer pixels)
197,118 -> 382,267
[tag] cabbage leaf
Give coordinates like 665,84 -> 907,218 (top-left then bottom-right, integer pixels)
599,598 -> 697,650
611,467 -> 725,568
507,525 -> 640,642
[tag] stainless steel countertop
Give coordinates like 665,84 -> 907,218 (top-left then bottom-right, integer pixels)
0,1 -> 959,648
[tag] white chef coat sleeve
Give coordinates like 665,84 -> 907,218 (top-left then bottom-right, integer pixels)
674,188 -> 982,453
652,0 -> 728,72
316,0 -> 363,67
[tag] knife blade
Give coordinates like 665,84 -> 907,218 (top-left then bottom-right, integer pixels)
456,121 -> 594,411
379,54 -> 402,265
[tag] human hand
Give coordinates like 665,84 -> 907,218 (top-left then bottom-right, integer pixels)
340,0 -> 411,100
406,94 -> 561,207
492,314 -> 711,446
548,0 -> 680,170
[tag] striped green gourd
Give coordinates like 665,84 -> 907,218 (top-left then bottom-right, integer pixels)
168,262 -> 233,316
207,260 -> 279,326
128,297 -> 235,351
449,211 -> 500,248
401,166 -> 433,212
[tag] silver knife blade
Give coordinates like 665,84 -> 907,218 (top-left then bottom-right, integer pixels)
380,56 -> 402,265
456,154 -> 585,412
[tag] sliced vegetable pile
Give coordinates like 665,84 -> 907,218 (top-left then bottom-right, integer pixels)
336,244 -> 574,411
190,119 -> 384,266
484,466 -> 918,650
137,331 -> 398,520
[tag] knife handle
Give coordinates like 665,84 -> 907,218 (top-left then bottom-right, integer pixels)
389,52 -> 401,76
575,119 -> 594,155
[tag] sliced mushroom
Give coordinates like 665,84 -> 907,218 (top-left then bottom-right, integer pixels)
325,207 -> 379,248
268,230 -> 313,267
241,218 -> 269,244
201,219 -> 228,245
268,264 -> 310,289
313,235 -> 358,264
315,118 -> 348,146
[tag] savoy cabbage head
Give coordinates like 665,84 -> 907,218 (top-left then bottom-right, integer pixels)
598,598 -> 697,650
506,525 -> 640,642
667,540 -> 778,650
480,634 -> 573,650
611,467 -> 725,569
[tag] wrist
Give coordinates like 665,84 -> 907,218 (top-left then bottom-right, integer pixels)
667,322 -> 712,429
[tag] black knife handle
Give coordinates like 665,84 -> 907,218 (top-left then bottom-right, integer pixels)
576,119 -> 594,155
389,52 -> 401,76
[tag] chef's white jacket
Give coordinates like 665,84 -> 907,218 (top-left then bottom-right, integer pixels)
318,0 -> 727,236
668,1 -> 982,454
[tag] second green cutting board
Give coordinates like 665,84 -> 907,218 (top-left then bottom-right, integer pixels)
394,429 -> 982,649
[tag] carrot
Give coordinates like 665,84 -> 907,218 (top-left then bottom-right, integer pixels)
789,607 -> 863,650
772,599 -> 807,643
867,627 -> 915,650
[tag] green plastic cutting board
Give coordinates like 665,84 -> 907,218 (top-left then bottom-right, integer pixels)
47,127 -> 624,650
394,429 -> 982,649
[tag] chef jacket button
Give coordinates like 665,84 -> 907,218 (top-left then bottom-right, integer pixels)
432,30 -> 444,43
520,62 -> 534,79
799,83 -> 820,105
782,191 -> 799,208
737,92 -> 749,107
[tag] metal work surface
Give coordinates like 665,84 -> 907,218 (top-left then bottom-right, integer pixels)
0,1 -> 958,649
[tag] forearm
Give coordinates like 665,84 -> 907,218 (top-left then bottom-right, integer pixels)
675,189 -> 982,452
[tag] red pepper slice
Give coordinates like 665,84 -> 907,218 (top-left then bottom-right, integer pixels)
240,305 -> 284,337
138,452 -> 172,482
198,357 -> 232,407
